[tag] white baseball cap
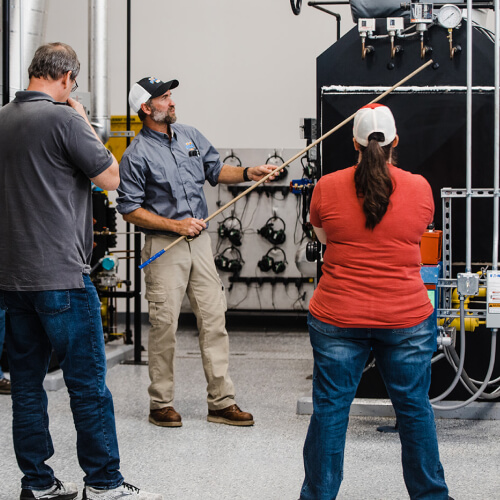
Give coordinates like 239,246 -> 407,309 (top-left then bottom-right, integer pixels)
353,103 -> 397,147
129,76 -> 179,113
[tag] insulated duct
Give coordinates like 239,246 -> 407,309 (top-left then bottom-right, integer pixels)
89,0 -> 110,143
350,0 -> 406,22
349,0 -> 491,23
0,0 -> 47,101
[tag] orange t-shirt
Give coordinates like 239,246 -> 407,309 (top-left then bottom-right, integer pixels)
309,165 -> 434,328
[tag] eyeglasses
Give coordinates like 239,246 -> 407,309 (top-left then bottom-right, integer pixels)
71,80 -> 78,93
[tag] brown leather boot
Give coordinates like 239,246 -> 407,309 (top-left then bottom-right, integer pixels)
149,406 -> 182,427
207,404 -> 254,426
0,378 -> 11,395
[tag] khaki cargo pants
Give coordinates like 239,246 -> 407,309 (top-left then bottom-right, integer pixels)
141,231 -> 236,411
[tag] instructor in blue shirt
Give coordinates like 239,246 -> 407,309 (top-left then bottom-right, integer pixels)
117,76 -> 275,428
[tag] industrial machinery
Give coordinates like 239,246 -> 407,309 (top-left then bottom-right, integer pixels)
91,188 -> 132,342
206,148 -> 317,310
294,1 -> 500,409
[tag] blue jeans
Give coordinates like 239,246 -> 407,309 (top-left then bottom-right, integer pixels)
300,313 -> 449,500
0,309 -> 5,378
0,275 -> 123,491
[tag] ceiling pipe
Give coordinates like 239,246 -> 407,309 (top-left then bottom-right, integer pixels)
2,0 -> 10,105
89,0 -> 110,143
1,0 -> 47,104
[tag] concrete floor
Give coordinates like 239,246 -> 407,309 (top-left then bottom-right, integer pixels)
1,324 -> 500,499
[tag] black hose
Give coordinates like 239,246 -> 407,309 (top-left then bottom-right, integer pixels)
290,0 -> 302,15
3,0 -> 10,106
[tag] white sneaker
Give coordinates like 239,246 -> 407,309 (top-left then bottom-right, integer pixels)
83,482 -> 163,500
20,478 -> 78,499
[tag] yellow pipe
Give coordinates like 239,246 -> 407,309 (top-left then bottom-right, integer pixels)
101,299 -> 108,328
438,317 -> 485,331
442,282 -> 486,332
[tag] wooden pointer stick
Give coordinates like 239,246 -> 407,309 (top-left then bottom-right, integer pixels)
139,59 -> 434,269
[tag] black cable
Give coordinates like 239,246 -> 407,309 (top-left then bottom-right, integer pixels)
215,234 -> 224,254
308,3 -> 342,40
228,286 -> 250,310
245,199 -> 261,228
301,155 -> 308,170
263,246 -> 288,264
472,22 -> 495,43
285,282 -> 307,311
239,193 -> 251,224
256,283 -> 262,310
292,293 -> 306,311
271,190 -> 287,201
216,185 -> 222,207
267,151 -> 287,182
302,186 -> 312,234
220,152 -> 242,209
125,0 -> 132,345
3,0 -> 10,106
290,0 -> 302,15
294,196 -> 302,245
222,150 -> 242,167
267,151 -> 284,166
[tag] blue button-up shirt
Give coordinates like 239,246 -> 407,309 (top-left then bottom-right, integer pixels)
117,123 -> 223,235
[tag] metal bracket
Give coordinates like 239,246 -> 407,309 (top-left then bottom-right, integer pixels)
109,130 -> 135,137
457,272 -> 480,296
437,326 -> 455,348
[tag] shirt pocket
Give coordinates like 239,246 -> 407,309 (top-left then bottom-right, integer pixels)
187,156 -> 206,186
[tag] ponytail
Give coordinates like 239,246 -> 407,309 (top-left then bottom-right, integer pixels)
354,132 -> 394,230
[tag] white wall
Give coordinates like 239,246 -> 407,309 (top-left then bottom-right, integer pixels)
41,1 -> 355,317
24,3 -> 500,319
45,0 -> 355,148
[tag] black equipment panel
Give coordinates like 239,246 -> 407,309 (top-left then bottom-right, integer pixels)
316,19 -> 498,400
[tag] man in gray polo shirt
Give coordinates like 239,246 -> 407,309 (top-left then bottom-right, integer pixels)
117,77 -> 275,428
0,43 -> 161,500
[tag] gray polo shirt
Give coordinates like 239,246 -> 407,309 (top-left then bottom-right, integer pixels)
0,91 -> 113,291
116,124 -> 223,235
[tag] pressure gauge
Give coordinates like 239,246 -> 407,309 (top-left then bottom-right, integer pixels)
437,4 -> 463,29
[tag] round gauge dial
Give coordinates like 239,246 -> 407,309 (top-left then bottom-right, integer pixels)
437,4 -> 462,29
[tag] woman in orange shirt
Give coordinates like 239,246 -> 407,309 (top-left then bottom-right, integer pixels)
299,104 -> 452,500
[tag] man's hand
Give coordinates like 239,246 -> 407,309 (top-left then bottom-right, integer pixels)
67,96 -> 106,144
67,97 -> 89,121
218,164 -> 285,184
247,164 -> 283,182
175,218 -> 207,237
